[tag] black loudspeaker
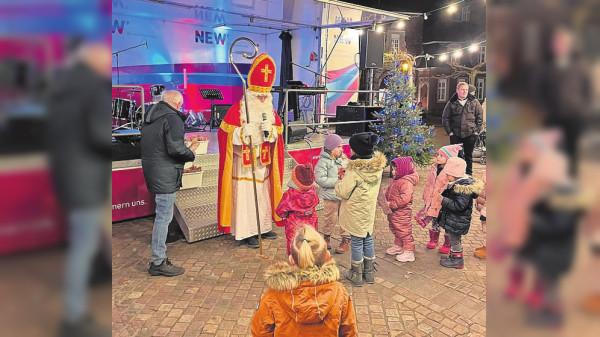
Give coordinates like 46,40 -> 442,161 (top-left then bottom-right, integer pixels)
211,104 -> 232,128
335,106 -> 383,137
284,121 -> 307,143
359,30 -> 384,69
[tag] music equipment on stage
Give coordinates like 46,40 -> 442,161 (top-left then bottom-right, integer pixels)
150,84 -> 165,97
112,98 -> 135,120
284,121 -> 308,143
335,105 -> 383,136
271,83 -> 326,123
359,30 -> 384,69
199,89 -> 225,129
212,104 -> 232,128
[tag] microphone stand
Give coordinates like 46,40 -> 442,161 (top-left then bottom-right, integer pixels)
112,42 -> 148,100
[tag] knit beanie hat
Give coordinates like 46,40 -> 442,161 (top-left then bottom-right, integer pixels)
444,157 -> 467,178
468,84 -> 476,94
292,163 -> 315,190
324,134 -> 344,151
391,156 -> 415,179
349,132 -> 379,159
438,144 -> 463,160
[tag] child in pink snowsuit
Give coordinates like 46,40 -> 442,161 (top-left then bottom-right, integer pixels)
379,157 -> 420,262
276,163 -> 320,256
417,144 -> 463,254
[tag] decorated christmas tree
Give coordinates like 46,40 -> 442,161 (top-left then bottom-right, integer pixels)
372,62 -> 435,167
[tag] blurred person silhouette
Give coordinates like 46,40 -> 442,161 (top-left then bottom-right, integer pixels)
47,40 -> 111,337
496,130 -> 589,326
533,26 -> 591,176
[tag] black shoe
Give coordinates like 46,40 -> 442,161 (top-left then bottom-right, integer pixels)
261,231 -> 278,240
246,236 -> 260,249
59,316 -> 110,337
166,232 -> 181,244
148,258 -> 185,277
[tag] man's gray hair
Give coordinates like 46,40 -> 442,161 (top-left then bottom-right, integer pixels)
162,90 -> 183,105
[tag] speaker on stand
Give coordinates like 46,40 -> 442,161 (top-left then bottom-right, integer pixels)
359,30 -> 384,106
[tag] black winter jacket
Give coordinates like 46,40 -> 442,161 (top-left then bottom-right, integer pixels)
438,177 -> 484,236
442,93 -> 483,138
47,62 -> 111,209
141,101 -> 195,194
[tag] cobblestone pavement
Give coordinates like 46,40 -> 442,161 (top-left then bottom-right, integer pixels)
112,160 -> 486,337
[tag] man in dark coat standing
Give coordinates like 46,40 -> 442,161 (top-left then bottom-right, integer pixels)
442,82 -> 484,175
47,42 -> 112,337
141,90 -> 195,277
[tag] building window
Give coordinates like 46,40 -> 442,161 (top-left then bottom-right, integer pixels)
462,6 -> 470,22
476,78 -> 485,100
437,79 -> 448,102
479,46 -> 486,64
390,34 -> 399,52
457,77 -> 467,84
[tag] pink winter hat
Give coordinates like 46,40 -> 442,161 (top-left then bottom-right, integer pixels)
391,156 -> 415,178
324,134 -> 344,151
438,144 -> 463,159
444,157 -> 467,178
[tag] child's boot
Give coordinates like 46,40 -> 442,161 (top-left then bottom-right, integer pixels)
439,234 -> 451,254
396,250 -> 415,262
505,265 -> 524,299
346,260 -> 363,287
323,235 -> 332,250
363,257 -> 376,284
426,229 -> 440,249
336,237 -> 351,254
386,245 -> 403,255
525,276 -> 547,309
474,246 -> 486,259
440,250 -> 464,269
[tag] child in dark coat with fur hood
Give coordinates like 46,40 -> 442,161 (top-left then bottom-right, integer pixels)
437,157 -> 485,269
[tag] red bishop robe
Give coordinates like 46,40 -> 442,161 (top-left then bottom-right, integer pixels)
217,101 -> 285,233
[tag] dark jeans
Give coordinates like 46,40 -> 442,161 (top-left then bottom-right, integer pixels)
450,134 -> 478,175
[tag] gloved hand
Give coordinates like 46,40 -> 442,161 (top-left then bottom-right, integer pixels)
242,123 -> 258,139
261,120 -> 272,134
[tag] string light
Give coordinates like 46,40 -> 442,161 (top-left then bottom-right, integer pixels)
396,21 -> 405,29
432,40 -> 486,61
376,25 -> 384,33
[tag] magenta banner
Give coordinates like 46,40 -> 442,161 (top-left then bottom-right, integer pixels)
0,169 -> 65,255
112,168 -> 155,222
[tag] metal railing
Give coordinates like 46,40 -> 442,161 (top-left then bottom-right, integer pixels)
282,88 -> 383,145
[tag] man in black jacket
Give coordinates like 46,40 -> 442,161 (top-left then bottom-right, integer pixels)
442,82 -> 483,175
141,90 -> 195,277
48,42 -> 112,337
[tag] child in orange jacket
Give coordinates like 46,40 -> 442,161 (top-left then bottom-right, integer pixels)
251,226 -> 358,336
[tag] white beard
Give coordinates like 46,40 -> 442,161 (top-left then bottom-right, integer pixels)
240,91 -> 275,142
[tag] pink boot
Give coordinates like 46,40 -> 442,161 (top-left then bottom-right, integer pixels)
426,230 -> 440,249
505,266 -> 524,299
438,234 -> 451,254
386,245 -> 404,255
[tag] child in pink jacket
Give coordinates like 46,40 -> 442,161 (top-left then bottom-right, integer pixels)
276,163 -> 320,256
416,144 -> 463,254
378,157 -> 419,262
